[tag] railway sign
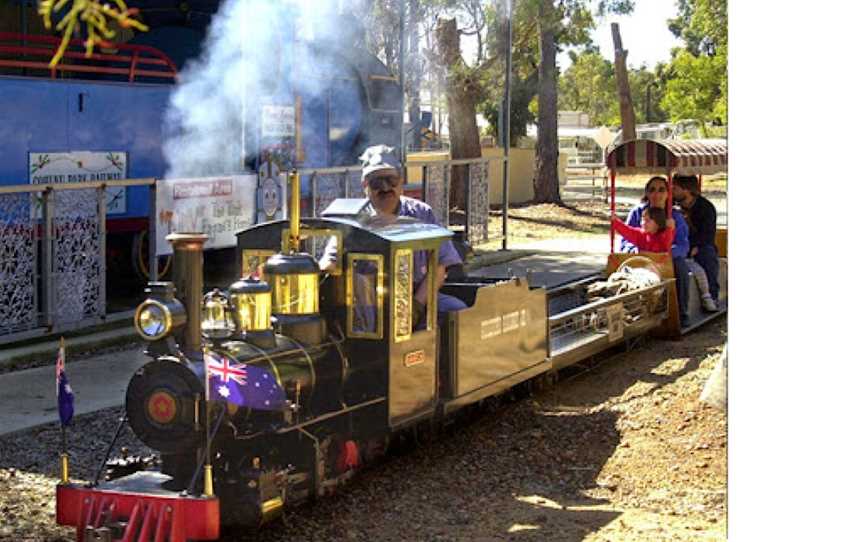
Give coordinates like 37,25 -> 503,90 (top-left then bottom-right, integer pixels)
261,104 -> 296,138
29,151 -> 128,214
155,175 -> 257,255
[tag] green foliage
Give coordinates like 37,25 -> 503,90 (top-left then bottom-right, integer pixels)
660,48 -> 726,125
558,51 -> 618,125
668,0 -> 728,56
480,70 -> 538,143
629,64 -> 669,123
558,52 -> 667,126
661,0 -> 727,125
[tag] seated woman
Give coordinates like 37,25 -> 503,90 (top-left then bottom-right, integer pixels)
620,176 -> 691,327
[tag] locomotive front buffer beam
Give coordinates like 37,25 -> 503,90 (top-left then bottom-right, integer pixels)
56,472 -> 220,542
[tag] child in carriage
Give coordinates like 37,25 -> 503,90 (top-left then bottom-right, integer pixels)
612,206 -> 675,253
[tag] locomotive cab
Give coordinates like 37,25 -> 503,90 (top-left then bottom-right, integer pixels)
236,209 -> 455,429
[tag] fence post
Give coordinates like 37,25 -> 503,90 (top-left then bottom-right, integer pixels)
42,187 -> 55,329
502,155 -> 509,250
464,163 -> 472,244
310,172 -> 318,217
421,165 -> 428,202
146,183 -> 157,282
97,185 -> 107,319
343,169 -> 350,198
443,164 -> 450,228
281,172 -> 289,221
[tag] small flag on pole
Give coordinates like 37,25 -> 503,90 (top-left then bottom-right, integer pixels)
205,351 -> 287,411
56,338 -> 74,426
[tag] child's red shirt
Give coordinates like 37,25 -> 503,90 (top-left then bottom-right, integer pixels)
612,218 -> 675,253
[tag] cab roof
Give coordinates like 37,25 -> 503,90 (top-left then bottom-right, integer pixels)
606,139 -> 727,176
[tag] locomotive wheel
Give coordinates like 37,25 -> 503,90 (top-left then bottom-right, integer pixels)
132,230 -> 172,281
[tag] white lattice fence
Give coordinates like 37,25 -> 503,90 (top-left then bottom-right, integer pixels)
0,193 -> 38,334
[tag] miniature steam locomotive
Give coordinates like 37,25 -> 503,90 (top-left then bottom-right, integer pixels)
56,189 -> 674,541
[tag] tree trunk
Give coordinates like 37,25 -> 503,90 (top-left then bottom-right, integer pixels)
435,18 -> 482,210
612,23 -> 637,141
533,1 -> 561,204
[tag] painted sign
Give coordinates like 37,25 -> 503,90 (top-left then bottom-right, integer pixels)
258,159 -> 282,221
403,350 -> 425,368
155,175 -> 257,256
29,151 -> 128,214
261,176 -> 280,219
261,104 -> 295,138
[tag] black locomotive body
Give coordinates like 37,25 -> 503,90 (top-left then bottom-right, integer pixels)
56,200 -> 675,541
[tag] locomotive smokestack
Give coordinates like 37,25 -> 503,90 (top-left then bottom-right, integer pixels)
167,233 -> 208,351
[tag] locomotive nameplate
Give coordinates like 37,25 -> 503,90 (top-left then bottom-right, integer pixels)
480,316 -> 502,340
502,311 -> 521,333
607,303 -> 624,342
403,350 -> 425,367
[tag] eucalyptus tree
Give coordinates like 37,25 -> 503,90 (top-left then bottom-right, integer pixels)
661,0 -> 727,132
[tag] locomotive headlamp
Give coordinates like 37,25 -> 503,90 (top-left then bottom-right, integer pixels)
137,302 -> 170,338
201,290 -> 236,340
134,282 -> 187,341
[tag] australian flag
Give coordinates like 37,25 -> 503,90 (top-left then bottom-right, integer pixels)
205,352 -> 287,411
56,340 -> 74,426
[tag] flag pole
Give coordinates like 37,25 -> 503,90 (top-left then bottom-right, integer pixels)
202,348 -> 214,497
58,336 -> 70,484
60,440 -> 69,484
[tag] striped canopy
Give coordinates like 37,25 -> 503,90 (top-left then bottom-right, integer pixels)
606,139 -> 727,176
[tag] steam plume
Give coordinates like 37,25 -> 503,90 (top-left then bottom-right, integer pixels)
163,0 -> 348,179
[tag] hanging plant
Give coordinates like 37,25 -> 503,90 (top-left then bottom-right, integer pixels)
38,0 -> 149,67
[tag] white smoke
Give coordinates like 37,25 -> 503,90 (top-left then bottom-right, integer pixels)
163,0 -> 351,179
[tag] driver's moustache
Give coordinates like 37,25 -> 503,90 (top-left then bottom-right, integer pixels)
367,174 -> 400,191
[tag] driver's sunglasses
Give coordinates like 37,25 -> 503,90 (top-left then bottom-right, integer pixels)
367,174 -> 400,191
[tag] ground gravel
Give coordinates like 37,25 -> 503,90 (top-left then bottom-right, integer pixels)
0,319 -> 726,541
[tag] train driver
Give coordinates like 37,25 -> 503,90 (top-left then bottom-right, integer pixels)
319,145 -> 467,323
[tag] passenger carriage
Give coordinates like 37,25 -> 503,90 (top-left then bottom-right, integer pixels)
605,138 -> 728,335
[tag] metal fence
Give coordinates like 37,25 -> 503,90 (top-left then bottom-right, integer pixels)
300,165 -> 365,217
409,156 -> 503,247
0,179 -> 155,344
562,160 -> 609,202
297,156 -> 501,247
